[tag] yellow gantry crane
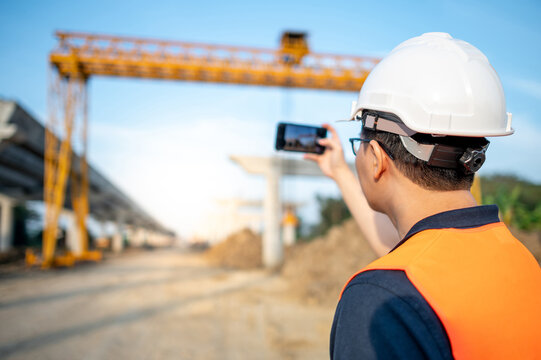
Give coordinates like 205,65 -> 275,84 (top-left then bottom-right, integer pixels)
41,31 -> 381,268
50,31 -> 378,90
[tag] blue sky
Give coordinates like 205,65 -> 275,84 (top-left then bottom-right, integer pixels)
1,0 -> 540,238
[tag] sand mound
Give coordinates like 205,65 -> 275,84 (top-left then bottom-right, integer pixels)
203,219 -> 540,305
205,228 -> 263,269
282,218 -> 378,305
281,221 -> 540,306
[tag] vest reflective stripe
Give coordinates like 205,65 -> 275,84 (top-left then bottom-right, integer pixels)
341,222 -> 541,360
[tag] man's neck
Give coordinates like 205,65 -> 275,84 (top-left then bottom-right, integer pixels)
388,189 -> 478,240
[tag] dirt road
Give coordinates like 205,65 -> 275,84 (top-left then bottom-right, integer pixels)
0,249 -> 334,359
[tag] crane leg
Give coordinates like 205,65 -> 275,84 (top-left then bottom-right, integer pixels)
42,70 -> 87,268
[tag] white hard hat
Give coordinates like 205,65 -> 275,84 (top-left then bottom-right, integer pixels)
350,32 -> 513,137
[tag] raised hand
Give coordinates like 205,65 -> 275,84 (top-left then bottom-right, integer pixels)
303,124 -> 350,180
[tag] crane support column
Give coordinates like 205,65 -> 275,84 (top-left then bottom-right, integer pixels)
43,69 -> 88,268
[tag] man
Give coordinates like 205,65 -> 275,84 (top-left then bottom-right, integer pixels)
305,33 -> 541,359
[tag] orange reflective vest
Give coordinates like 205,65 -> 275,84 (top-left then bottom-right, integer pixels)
341,222 -> 541,359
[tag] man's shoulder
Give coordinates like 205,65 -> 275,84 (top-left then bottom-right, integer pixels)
342,269 -> 433,312
332,269 -> 453,360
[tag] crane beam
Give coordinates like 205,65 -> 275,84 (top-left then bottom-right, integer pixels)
50,32 -> 379,91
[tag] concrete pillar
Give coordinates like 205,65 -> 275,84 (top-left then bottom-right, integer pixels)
282,207 -> 298,246
124,226 -> 134,247
263,159 -> 282,267
112,221 -> 124,253
100,221 -> 107,238
149,231 -> 158,246
63,210 -> 83,256
94,221 -> 109,250
0,196 -> 14,252
282,225 -> 296,246
131,227 -> 145,247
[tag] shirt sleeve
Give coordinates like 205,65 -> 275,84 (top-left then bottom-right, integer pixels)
330,270 -> 453,360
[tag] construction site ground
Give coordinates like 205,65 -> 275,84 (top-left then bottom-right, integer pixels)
1,220 -> 539,360
0,249 -> 334,360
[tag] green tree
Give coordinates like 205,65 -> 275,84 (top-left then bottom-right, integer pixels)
305,194 -> 351,240
481,174 -> 541,231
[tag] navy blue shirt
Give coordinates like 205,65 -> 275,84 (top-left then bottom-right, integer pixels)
329,205 -> 500,360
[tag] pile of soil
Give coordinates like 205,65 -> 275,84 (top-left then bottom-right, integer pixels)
202,220 -> 540,306
282,218 -> 378,305
281,220 -> 541,306
205,228 -> 263,269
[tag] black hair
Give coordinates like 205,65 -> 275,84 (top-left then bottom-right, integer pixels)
361,128 -> 476,191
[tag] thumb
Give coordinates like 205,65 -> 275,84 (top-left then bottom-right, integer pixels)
317,138 -> 333,147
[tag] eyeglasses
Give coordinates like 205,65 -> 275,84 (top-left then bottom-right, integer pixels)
349,137 -> 395,159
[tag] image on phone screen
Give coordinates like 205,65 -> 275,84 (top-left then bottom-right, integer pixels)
275,123 -> 327,154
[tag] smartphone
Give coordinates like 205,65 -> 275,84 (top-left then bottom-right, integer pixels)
275,122 -> 327,154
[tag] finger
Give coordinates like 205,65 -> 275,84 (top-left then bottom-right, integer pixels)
317,138 -> 333,147
322,123 -> 340,140
318,137 -> 340,149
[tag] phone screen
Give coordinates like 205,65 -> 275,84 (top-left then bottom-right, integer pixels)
275,123 -> 327,154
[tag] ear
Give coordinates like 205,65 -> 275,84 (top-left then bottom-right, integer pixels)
368,140 -> 389,181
